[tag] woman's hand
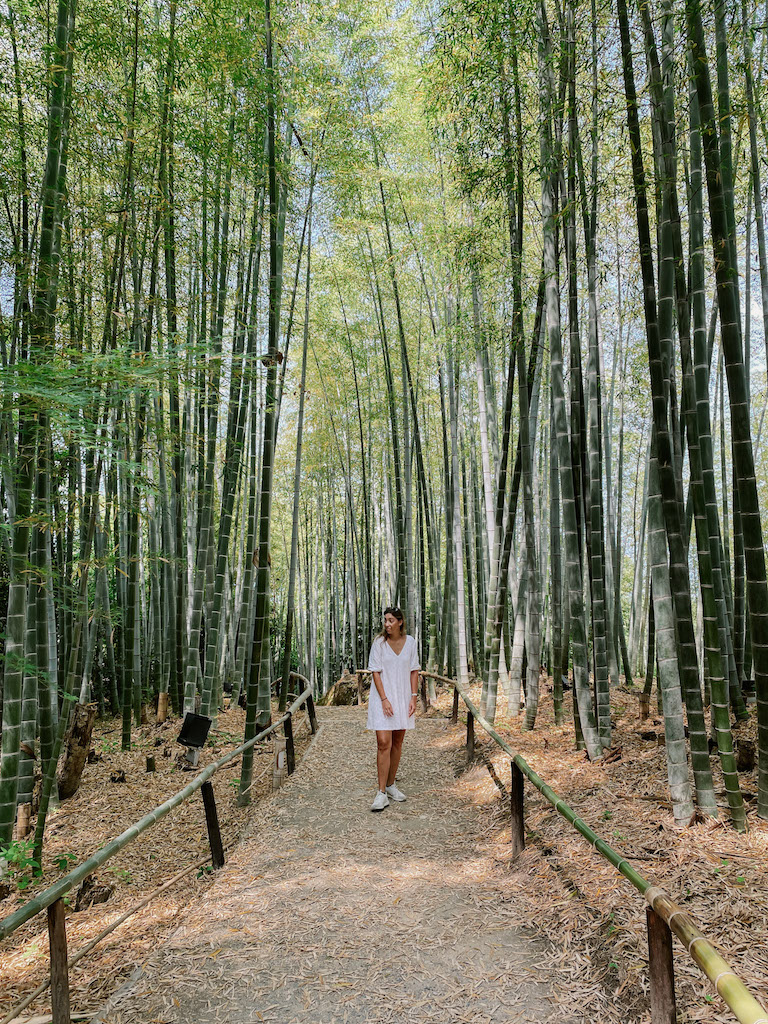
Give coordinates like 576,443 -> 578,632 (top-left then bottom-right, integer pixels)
381,697 -> 394,717
408,693 -> 418,717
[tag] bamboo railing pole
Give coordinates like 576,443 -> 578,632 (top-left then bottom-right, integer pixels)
285,712 -> 296,774
306,692 -> 318,733
0,852 -> 215,1024
646,907 -> 676,1024
0,687 -> 313,940
510,761 -> 525,860
201,781 -> 225,869
434,673 -> 768,1024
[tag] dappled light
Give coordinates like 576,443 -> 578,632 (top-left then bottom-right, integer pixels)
3,0 -> 768,1019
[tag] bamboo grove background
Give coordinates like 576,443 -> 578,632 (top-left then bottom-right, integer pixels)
2,0 -> 768,853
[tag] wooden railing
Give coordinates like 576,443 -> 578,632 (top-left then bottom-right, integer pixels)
0,679 -> 318,1024
428,671 -> 768,1024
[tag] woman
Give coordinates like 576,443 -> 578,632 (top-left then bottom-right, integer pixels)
366,607 -> 420,811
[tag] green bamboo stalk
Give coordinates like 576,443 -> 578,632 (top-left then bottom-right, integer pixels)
199,245 -> 251,716
183,104 -> 235,714
279,194 -> 313,711
445,337 -> 470,688
686,0 -> 768,820
240,0 -> 281,801
538,0 -> 601,759
33,457 -> 102,863
518,337 -> 540,731
620,0 -> 720,816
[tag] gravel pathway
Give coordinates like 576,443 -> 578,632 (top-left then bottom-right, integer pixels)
96,706 -> 583,1024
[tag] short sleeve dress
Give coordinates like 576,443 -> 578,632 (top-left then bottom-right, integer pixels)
366,634 -> 421,731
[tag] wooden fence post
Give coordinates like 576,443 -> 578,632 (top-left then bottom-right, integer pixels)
273,735 -> 287,790
48,898 -> 70,1024
466,709 -> 475,760
510,761 -> 525,860
285,712 -> 296,774
307,693 -> 318,734
201,781 -> 225,869
646,907 -> 676,1024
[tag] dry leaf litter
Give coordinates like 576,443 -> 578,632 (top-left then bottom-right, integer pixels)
421,680 -> 768,1024
94,705 -> 580,1024
0,702 -> 313,1022
1,681 -> 766,1024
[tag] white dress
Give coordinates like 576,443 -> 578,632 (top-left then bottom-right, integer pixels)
366,634 -> 420,731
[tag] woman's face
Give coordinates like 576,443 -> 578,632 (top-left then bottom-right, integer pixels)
384,612 -> 403,637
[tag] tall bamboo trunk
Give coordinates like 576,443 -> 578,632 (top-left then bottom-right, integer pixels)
240,0 -> 281,801
279,196 -> 312,710
538,0 -> 601,759
619,0 -> 720,816
686,0 -> 768,820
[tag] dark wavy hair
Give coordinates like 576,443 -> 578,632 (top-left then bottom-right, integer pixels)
377,606 -> 406,639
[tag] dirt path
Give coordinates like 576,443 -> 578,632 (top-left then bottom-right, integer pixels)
96,707 -> 584,1024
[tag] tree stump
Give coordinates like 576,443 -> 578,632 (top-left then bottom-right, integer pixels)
736,739 -> 756,772
157,691 -> 169,724
75,874 -> 114,911
273,736 -> 287,790
317,672 -> 365,706
57,703 -> 97,800
15,802 -> 32,839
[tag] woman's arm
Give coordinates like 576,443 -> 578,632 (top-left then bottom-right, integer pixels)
408,670 -> 419,716
372,671 -> 386,700
373,671 -> 394,716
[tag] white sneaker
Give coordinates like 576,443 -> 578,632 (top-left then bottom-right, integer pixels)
371,790 -> 389,812
386,783 -> 407,802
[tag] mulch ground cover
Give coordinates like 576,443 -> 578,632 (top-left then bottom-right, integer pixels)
425,677 -> 768,1024
0,700 -> 314,1023
2,676 -> 767,1024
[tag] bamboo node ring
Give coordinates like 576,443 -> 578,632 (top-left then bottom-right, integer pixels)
644,886 -> 664,907
713,970 -> 736,990
667,909 -> 686,931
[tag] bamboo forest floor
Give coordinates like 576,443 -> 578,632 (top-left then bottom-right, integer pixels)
2,685 -> 768,1024
421,681 -> 768,1024
93,704 -> 582,1024
0,700 -> 315,1022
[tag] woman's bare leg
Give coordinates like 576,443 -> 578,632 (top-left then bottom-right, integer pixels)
387,729 -> 406,786
376,731 -> 392,791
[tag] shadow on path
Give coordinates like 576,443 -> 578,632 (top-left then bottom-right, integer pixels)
96,707 -> 582,1024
